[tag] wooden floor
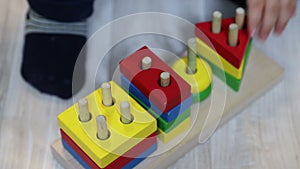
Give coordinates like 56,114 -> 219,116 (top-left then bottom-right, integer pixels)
0,0 -> 300,169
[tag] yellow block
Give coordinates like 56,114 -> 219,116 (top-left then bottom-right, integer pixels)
58,81 -> 157,168
172,57 -> 212,94
195,37 -> 246,80
158,117 -> 191,143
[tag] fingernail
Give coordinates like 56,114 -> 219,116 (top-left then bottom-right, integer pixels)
274,31 -> 281,36
260,36 -> 267,42
250,28 -> 256,37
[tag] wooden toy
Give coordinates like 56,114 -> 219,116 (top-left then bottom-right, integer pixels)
172,38 -> 213,102
121,76 -> 191,133
78,98 -> 92,122
119,46 -> 191,113
235,7 -> 245,29
120,101 -> 133,124
61,130 -> 157,169
52,9 -> 284,169
57,81 -> 157,168
157,117 -> 191,143
195,8 -> 252,91
228,23 -> 239,47
196,38 -> 252,91
119,46 -> 194,143
121,75 -> 193,122
212,11 -> 222,34
195,11 -> 251,69
195,38 -> 251,80
52,48 -> 284,169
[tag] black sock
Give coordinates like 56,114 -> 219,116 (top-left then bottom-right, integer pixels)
21,10 -> 87,99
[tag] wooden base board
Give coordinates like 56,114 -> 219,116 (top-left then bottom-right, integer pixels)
51,48 -> 284,169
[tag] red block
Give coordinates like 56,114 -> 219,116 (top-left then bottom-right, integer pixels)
61,129 -> 157,169
119,46 -> 191,113
195,17 -> 251,69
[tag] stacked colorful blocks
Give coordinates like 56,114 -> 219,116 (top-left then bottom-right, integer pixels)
172,38 -> 213,103
194,10 -> 252,91
119,46 -> 193,143
57,81 -> 157,169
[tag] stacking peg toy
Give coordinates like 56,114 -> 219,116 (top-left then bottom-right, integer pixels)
172,38 -> 213,102
160,72 -> 171,87
228,23 -> 239,47
120,46 -> 193,143
141,56 -> 152,70
212,11 -> 222,34
101,82 -> 113,106
195,8 -> 252,91
187,38 -> 197,74
78,98 -> 91,122
120,101 -> 133,124
96,115 -> 110,140
235,7 -> 245,29
57,81 -> 157,168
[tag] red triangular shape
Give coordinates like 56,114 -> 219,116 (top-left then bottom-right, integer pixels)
195,17 -> 251,69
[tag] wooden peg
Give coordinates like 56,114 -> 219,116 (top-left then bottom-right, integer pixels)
228,23 -> 239,47
141,56 -> 152,70
160,72 -> 170,87
120,101 -> 133,124
96,115 -> 110,140
187,38 -> 197,74
212,11 -> 222,34
235,7 -> 245,29
101,82 -> 113,106
78,98 -> 91,122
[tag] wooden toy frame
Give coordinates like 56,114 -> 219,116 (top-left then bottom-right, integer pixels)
51,48 -> 284,169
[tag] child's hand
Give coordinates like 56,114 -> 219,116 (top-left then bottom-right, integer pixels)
247,0 -> 296,41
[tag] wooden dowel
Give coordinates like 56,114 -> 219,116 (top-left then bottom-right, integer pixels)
120,101 -> 132,124
160,72 -> 170,87
228,23 -> 239,47
141,56 -> 152,70
96,115 -> 109,140
78,98 -> 91,122
187,38 -> 197,74
235,7 -> 245,29
212,11 -> 222,34
101,82 -> 113,106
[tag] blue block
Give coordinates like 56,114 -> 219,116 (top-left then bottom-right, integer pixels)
62,138 -> 157,169
62,139 -> 91,169
122,142 -> 157,169
121,75 -> 193,122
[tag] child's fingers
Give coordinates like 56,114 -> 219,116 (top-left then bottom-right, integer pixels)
259,0 -> 280,41
274,0 -> 296,35
247,0 -> 264,37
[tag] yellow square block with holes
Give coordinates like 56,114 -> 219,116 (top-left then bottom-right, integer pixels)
158,117 -> 191,143
58,81 -> 157,168
196,37 -> 246,80
172,57 -> 212,94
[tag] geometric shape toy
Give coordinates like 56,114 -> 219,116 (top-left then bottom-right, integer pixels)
120,46 -> 191,113
172,57 -> 212,102
195,37 -> 252,80
196,39 -> 252,91
121,75 -> 192,122
57,81 -> 157,168
61,129 -> 157,169
195,17 -> 251,69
